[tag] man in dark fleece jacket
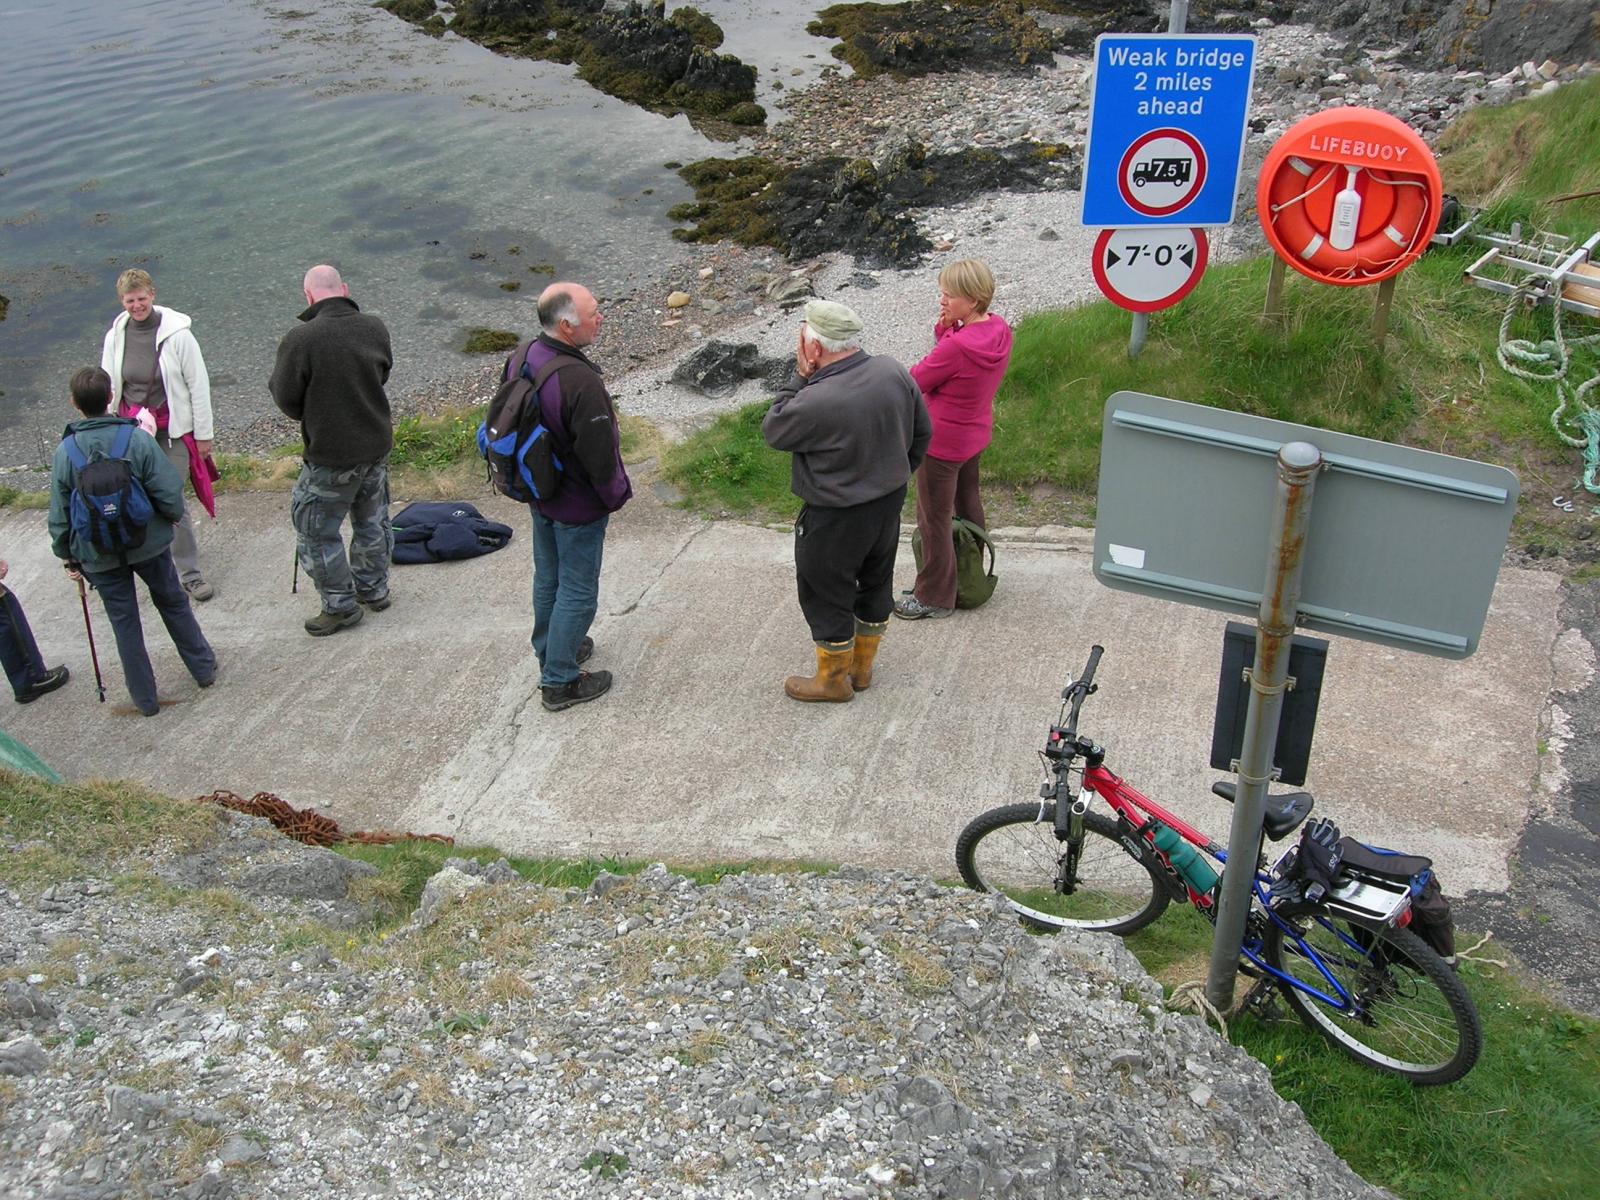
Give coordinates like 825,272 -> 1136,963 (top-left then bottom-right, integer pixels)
762,299 -> 931,703
514,282 -> 632,712
269,264 -> 395,638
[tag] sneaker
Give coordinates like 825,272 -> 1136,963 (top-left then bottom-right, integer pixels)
183,578 -> 215,602
541,669 -> 612,712
16,665 -> 69,704
304,607 -> 364,637
893,594 -> 953,620
576,636 -> 594,665
359,592 -> 392,612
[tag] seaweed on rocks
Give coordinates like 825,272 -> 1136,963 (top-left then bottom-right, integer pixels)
462,327 -> 522,353
671,140 -> 1079,268
807,0 -> 1058,78
380,0 -> 764,125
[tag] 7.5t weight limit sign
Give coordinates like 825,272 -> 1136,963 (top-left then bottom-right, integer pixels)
1092,228 -> 1209,313
1082,34 -> 1256,228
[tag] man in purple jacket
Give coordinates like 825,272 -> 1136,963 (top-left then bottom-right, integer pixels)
513,283 -> 632,712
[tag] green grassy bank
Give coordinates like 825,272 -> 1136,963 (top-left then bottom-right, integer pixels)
4,771 -> 1597,1200
662,75 -> 1600,557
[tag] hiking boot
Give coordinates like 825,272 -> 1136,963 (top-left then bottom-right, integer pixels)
893,594 -> 952,621
359,592 -> 392,612
16,665 -> 69,704
576,636 -> 594,665
304,606 -> 364,637
183,578 -> 215,602
541,669 -> 612,712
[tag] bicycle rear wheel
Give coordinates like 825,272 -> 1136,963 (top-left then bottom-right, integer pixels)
955,803 -> 1168,935
1264,909 -> 1482,1085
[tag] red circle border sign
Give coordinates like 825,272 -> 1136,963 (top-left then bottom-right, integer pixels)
1092,227 -> 1210,313
1118,128 -> 1208,217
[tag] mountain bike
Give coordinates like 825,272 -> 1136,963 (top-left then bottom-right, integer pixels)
955,645 -> 1482,1085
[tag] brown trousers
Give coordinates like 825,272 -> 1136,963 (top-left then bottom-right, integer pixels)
911,452 -> 985,609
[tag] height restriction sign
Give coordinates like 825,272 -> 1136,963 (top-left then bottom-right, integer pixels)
1092,227 -> 1209,312
1082,34 -> 1257,229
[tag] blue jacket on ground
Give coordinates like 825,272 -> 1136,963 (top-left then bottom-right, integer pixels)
391,501 -> 514,564
48,416 -> 185,572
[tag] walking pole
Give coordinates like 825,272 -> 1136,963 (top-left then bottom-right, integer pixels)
291,547 -> 299,594
75,576 -> 107,703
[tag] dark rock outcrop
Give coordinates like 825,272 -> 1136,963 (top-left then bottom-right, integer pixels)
1185,0 -> 1597,74
671,141 -> 1077,268
808,0 -> 1059,77
671,341 -> 791,397
381,0 -> 764,124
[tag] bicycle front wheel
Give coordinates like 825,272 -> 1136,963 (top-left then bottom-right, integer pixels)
1264,909 -> 1482,1085
955,803 -> 1168,935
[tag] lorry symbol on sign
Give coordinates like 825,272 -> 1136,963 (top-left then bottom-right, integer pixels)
1133,157 -> 1192,188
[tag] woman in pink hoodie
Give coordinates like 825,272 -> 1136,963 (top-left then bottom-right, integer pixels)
895,259 -> 1013,619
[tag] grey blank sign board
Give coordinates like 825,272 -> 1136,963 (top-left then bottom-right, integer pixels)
1093,392 -> 1520,659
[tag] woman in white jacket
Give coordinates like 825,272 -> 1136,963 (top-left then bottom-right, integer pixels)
100,269 -> 216,600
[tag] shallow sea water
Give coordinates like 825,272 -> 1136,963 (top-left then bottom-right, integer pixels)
0,0 -> 837,463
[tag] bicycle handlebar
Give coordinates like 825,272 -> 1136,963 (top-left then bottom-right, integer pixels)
1059,644 -> 1105,736
1080,645 -> 1104,690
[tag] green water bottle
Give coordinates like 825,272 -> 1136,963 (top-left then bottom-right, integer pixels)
1152,823 -> 1219,894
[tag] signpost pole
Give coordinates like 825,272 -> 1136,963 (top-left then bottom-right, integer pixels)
1372,275 -> 1397,351
1262,257 -> 1287,327
1204,440 -> 1323,1012
1127,2 -> 1192,361
1128,312 -> 1148,358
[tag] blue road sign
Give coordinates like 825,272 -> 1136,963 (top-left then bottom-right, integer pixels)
1082,34 -> 1257,229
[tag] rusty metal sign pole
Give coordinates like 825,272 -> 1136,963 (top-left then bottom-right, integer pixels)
1128,0 -> 1191,360
1205,440 -> 1323,1011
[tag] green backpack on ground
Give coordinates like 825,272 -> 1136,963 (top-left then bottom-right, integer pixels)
911,517 -> 999,609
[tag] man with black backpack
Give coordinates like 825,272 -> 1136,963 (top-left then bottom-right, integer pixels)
504,282 -> 632,713
47,367 -> 216,717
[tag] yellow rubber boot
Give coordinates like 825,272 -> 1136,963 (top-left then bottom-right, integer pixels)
850,619 -> 888,691
784,640 -> 855,703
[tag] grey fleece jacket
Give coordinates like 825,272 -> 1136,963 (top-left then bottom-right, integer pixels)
762,351 -> 932,508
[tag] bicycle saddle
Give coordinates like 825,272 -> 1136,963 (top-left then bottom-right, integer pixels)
1210,781 -> 1314,841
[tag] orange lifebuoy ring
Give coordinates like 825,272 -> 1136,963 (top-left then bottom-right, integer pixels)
1257,108 -> 1442,287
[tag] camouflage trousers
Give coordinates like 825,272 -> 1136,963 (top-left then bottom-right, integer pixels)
290,459 -> 392,615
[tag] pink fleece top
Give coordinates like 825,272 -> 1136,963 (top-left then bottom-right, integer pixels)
908,314 -> 1013,462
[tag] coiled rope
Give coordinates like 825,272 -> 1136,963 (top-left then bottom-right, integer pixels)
195,789 -> 454,848
1496,278 -> 1600,491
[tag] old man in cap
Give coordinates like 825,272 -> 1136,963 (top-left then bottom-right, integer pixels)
762,298 -> 931,702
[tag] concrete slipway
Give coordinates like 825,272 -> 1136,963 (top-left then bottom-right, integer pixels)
0,486 -> 1567,894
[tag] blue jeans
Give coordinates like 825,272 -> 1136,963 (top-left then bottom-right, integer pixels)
530,511 -> 608,687
83,550 -> 215,714
291,459 -> 392,615
0,587 -> 50,699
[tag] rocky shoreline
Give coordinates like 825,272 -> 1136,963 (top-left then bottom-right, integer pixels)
335,18 -> 1594,456
28,9 -> 1596,474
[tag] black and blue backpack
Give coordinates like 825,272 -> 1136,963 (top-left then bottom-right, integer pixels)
63,423 -> 154,558
477,341 -> 566,504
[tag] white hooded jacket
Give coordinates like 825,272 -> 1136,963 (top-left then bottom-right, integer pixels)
100,306 -> 214,441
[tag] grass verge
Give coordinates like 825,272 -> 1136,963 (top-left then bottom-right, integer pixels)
658,77 -> 1600,560
1125,909 -> 1600,1200
2,768 -> 1596,1199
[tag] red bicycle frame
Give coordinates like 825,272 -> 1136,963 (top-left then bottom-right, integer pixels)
1080,763 -> 1231,913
